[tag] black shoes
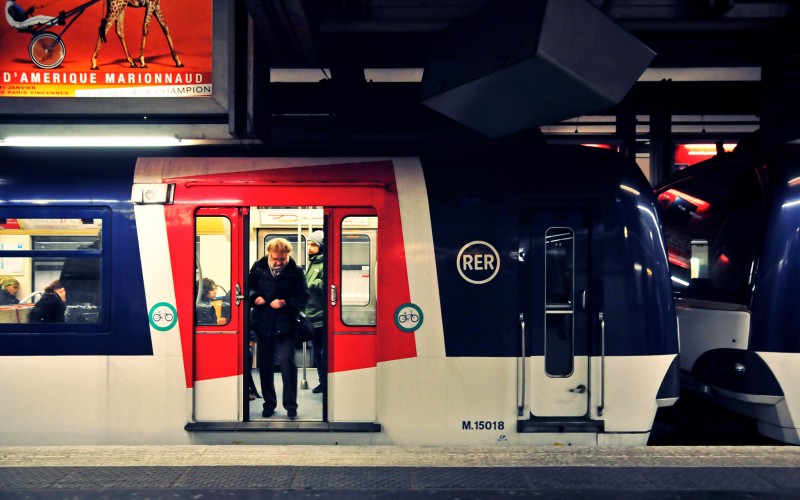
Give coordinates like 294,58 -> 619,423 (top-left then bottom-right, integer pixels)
262,408 -> 274,418
312,384 -> 323,394
287,408 -> 297,417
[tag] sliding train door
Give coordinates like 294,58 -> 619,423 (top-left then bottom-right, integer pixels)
192,207 -> 247,421
327,208 -> 379,422
523,208 -> 590,417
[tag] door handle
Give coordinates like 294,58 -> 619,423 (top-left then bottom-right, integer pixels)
235,284 -> 245,306
570,384 -> 586,394
330,284 -> 337,306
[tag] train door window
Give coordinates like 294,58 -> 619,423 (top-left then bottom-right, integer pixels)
0,214 -> 105,326
195,216 -> 232,325
341,216 -> 377,326
544,227 -> 574,376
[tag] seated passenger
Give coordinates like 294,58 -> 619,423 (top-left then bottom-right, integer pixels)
196,278 -> 223,325
0,277 -> 20,306
30,280 -> 66,323
5,0 -> 59,30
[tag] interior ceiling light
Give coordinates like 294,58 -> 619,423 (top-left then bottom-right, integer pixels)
684,143 -> 736,155
0,136 -> 182,147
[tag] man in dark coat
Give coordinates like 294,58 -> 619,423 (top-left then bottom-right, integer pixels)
249,237 -> 308,418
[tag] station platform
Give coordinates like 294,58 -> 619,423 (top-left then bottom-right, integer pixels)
2,445 -> 800,499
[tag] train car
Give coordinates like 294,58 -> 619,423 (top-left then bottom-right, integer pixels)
654,136 -> 800,444
0,144 -> 678,446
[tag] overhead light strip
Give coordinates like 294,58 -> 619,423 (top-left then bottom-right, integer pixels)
1,136 -> 183,147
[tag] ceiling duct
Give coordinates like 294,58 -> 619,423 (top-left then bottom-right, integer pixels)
420,0 -> 656,138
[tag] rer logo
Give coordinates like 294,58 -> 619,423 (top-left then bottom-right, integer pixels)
456,240 -> 500,285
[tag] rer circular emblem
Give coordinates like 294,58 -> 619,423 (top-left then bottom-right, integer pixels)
394,303 -> 423,332
456,240 -> 501,285
149,302 -> 178,331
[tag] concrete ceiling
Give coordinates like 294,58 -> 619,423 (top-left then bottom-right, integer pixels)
238,0 -> 800,149
242,0 -> 798,70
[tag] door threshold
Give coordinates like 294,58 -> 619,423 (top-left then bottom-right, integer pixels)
517,418 -> 603,433
185,421 -> 381,432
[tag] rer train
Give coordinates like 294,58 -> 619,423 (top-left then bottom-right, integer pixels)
655,135 -> 800,444
0,145 -> 678,446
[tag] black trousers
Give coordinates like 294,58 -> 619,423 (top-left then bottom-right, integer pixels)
312,326 -> 327,386
256,333 -> 297,412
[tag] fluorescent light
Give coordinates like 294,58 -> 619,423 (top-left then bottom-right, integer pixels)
1,136 -> 181,147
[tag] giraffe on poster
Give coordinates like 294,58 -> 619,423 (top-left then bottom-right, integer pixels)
91,0 -> 184,70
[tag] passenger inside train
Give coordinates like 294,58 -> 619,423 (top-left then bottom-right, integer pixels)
304,230 -> 326,394
29,280 -> 66,323
0,276 -> 20,305
196,277 -> 225,325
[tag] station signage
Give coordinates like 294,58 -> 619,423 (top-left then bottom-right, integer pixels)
0,0 -> 212,98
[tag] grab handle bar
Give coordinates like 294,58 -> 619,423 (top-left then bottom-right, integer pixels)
518,313 -> 526,416
597,312 -> 605,417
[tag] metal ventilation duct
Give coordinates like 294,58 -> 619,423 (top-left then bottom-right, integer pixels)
420,0 -> 656,138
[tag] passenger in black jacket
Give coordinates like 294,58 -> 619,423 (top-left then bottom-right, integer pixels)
30,280 -> 66,323
249,237 -> 309,418
195,278 -> 220,325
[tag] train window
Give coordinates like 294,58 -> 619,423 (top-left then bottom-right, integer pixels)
544,227 -> 574,377
659,167 -> 765,304
0,215 -> 104,325
341,216 -> 377,326
195,216 -> 232,325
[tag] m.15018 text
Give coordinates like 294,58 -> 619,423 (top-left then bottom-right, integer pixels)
461,420 -> 505,430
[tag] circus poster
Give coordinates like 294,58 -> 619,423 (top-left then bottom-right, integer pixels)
0,0 -> 212,97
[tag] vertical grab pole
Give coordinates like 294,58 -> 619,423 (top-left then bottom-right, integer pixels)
299,207 -> 309,390
518,313 -> 526,416
597,312 -> 605,417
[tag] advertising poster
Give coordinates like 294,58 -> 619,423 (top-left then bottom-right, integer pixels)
0,0 -> 212,97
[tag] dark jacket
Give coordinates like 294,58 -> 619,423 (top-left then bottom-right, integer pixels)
249,256 -> 308,339
60,239 -> 101,306
0,289 -> 19,306
30,291 -> 66,323
195,298 -> 218,325
304,252 -> 325,328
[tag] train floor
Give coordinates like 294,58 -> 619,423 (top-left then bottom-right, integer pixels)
249,367 -> 324,421
2,445 -> 800,499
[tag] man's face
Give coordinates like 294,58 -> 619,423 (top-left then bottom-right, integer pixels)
308,241 -> 319,256
269,251 -> 289,269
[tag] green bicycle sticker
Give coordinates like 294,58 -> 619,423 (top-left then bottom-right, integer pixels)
149,302 -> 178,331
394,303 -> 423,332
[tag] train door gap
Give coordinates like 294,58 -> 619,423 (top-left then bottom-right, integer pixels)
249,206 -> 326,423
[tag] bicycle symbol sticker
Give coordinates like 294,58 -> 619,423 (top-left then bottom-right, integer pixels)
394,303 -> 423,333
149,302 -> 178,332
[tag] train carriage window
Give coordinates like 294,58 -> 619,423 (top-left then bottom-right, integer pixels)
195,216 -> 232,325
544,227 -> 574,377
658,167 -> 765,304
342,216 -> 377,326
0,215 -> 104,325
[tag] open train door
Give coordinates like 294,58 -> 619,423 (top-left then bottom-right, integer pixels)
327,207 -> 379,422
192,207 -> 248,421
522,208 -> 590,418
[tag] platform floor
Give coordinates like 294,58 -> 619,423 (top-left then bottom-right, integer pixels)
2,445 -> 800,499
